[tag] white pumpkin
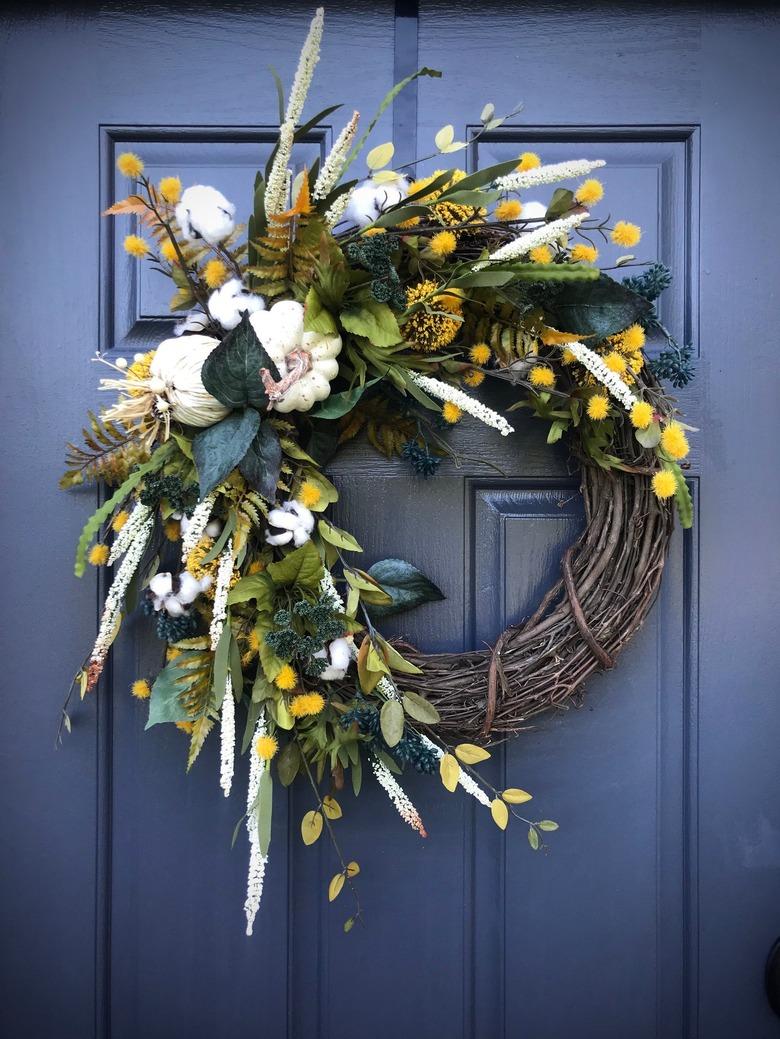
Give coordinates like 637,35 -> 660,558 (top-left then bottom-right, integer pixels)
250,300 -> 341,413
149,335 -> 231,427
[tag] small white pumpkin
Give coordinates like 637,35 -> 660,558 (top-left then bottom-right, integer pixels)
250,300 -> 341,413
149,335 -> 231,427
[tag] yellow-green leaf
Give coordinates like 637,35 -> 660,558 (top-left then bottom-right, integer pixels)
346,861 -> 360,878
373,169 -> 401,184
366,142 -> 394,170
434,124 -> 454,150
503,788 -> 533,805
537,820 -> 559,832
301,809 -> 323,845
490,798 -> 509,830
528,826 -> 540,851
440,753 -> 460,793
441,140 -> 468,154
455,743 -> 491,765
328,872 -> 345,902
322,795 -> 342,820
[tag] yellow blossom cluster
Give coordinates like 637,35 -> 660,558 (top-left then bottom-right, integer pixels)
406,169 -> 483,228
290,692 -> 326,718
402,279 -> 462,352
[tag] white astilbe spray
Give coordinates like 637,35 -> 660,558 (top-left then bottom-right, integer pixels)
320,568 -> 345,611
473,211 -> 589,270
564,341 -> 637,410
107,501 -> 152,565
265,121 -> 295,217
371,756 -> 427,837
210,539 -> 235,796
180,493 -> 217,562
419,735 -> 492,807
313,110 -> 359,200
90,514 -> 154,671
244,714 -> 269,936
324,187 -> 354,229
410,373 -> 515,437
495,158 -> 606,194
284,7 -> 324,126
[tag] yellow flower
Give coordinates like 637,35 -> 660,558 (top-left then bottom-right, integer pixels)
248,629 -> 261,654
88,543 -> 110,566
561,348 -> 577,365
275,664 -> 298,691
166,646 -> 182,662
659,422 -> 689,460
131,679 -> 151,700
289,692 -> 326,718
407,169 -> 483,228
176,721 -> 194,734
529,365 -> 555,389
469,342 -> 491,365
429,230 -> 457,258
616,323 -> 646,353
630,401 -> 654,429
517,151 -> 541,171
255,734 -> 279,760
529,245 -> 553,264
186,536 -> 219,584
158,176 -> 182,204
442,402 -> 463,425
403,279 -> 461,352
611,221 -> 642,247
463,368 -> 485,388
652,469 -> 677,500
247,559 -> 265,575
570,243 -> 598,263
111,510 -> 130,532
627,351 -> 644,373
160,239 -> 179,264
495,199 -> 522,221
203,259 -> 228,289
574,178 -> 604,206
117,152 -> 144,178
123,234 -> 148,258
163,519 -> 181,542
604,351 -> 627,375
586,395 -> 610,420
362,227 -> 387,236
298,481 -> 322,509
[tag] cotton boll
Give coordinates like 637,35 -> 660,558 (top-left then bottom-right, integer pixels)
264,501 -> 315,547
522,200 -> 548,221
149,572 -> 173,606
318,637 -> 353,681
175,185 -> 236,245
208,278 -> 265,331
266,530 -> 294,547
204,520 -> 222,539
344,175 -> 409,228
174,310 -> 210,336
176,572 -> 204,605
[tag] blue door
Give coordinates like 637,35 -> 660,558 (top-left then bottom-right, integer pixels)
1,3 -> 778,1037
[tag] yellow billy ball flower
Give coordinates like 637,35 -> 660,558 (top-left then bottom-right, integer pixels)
163,519 -> 180,542
88,543 -> 110,566
131,679 -> 151,700
574,178 -> 604,206
529,245 -> 553,264
255,734 -> 279,760
495,199 -> 523,221
158,176 -> 182,204
517,151 -> 541,171
160,239 -> 179,264
652,469 -> 677,500
298,481 -> 322,509
116,152 -> 144,178
429,230 -> 457,258
529,365 -> 555,389
630,400 -> 654,429
660,422 -> 690,460
289,692 -> 326,718
618,323 -> 646,353
362,227 -> 387,236
442,402 -> 463,425
570,243 -> 598,263
561,348 -> 577,365
111,510 -> 130,532
275,664 -> 298,691
247,559 -> 265,575
463,368 -> 485,388
604,351 -> 627,375
176,721 -> 194,734
166,646 -> 182,662
611,221 -> 642,247
586,395 -> 610,421
469,342 -> 491,366
124,234 -> 148,258
203,258 -> 228,289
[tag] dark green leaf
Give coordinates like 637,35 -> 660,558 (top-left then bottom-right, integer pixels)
257,769 -> 273,856
201,311 -> 279,410
277,741 -> 301,787
192,408 -> 261,496
309,377 -> 381,419
267,540 -> 323,589
146,651 -> 211,729
545,188 -> 575,221
436,157 -> 526,196
366,558 -> 445,618
238,421 -> 282,500
543,273 -> 653,340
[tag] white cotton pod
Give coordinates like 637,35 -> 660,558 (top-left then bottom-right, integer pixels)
318,637 -> 352,681
174,310 -> 210,337
344,181 -> 382,227
175,185 -> 236,244
176,571 -> 204,606
264,501 -> 315,547
521,200 -> 548,221
149,572 -> 173,610
149,335 -> 231,427
208,278 -> 265,331
204,520 -> 222,538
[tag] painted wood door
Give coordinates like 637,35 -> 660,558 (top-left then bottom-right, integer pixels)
2,3 -> 779,1038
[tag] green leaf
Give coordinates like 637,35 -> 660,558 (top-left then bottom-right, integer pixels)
366,141 -> 394,169
371,204 -> 432,229
328,872 -> 346,902
436,157 -> 521,196
366,558 -> 445,618
380,699 -> 405,747
543,273 -> 653,340
200,311 -> 279,410
402,690 -> 440,725
211,617 -> 231,704
449,270 -> 516,288
303,286 -> 338,334
257,769 -> 273,856
317,518 -> 363,553
238,421 -> 282,501
192,408 -> 261,497
547,419 -> 568,444
455,743 -> 491,765
309,377 -> 381,419
228,572 -> 276,611
434,124 -> 454,150
545,187 -> 575,221
301,809 -> 323,846
340,300 -> 402,347
267,540 -> 323,589
146,651 -> 212,728
277,741 -> 301,786
635,420 -> 662,449
537,820 -> 559,832
528,826 -> 540,851
670,463 -> 694,529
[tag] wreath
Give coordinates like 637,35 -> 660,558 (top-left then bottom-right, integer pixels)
61,8 -> 695,934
